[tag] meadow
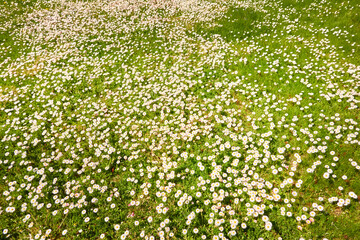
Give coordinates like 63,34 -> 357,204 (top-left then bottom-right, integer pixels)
0,0 -> 360,239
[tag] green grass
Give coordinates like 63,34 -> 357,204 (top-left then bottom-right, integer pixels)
1,0 -> 360,239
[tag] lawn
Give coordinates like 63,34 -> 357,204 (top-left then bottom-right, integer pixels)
0,0 -> 360,239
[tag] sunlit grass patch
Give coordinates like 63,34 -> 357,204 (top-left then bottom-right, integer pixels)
1,0 -> 360,239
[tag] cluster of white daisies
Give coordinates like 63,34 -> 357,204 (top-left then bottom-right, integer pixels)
0,0 -> 359,239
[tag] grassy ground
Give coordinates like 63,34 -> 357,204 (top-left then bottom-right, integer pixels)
0,0 -> 360,239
